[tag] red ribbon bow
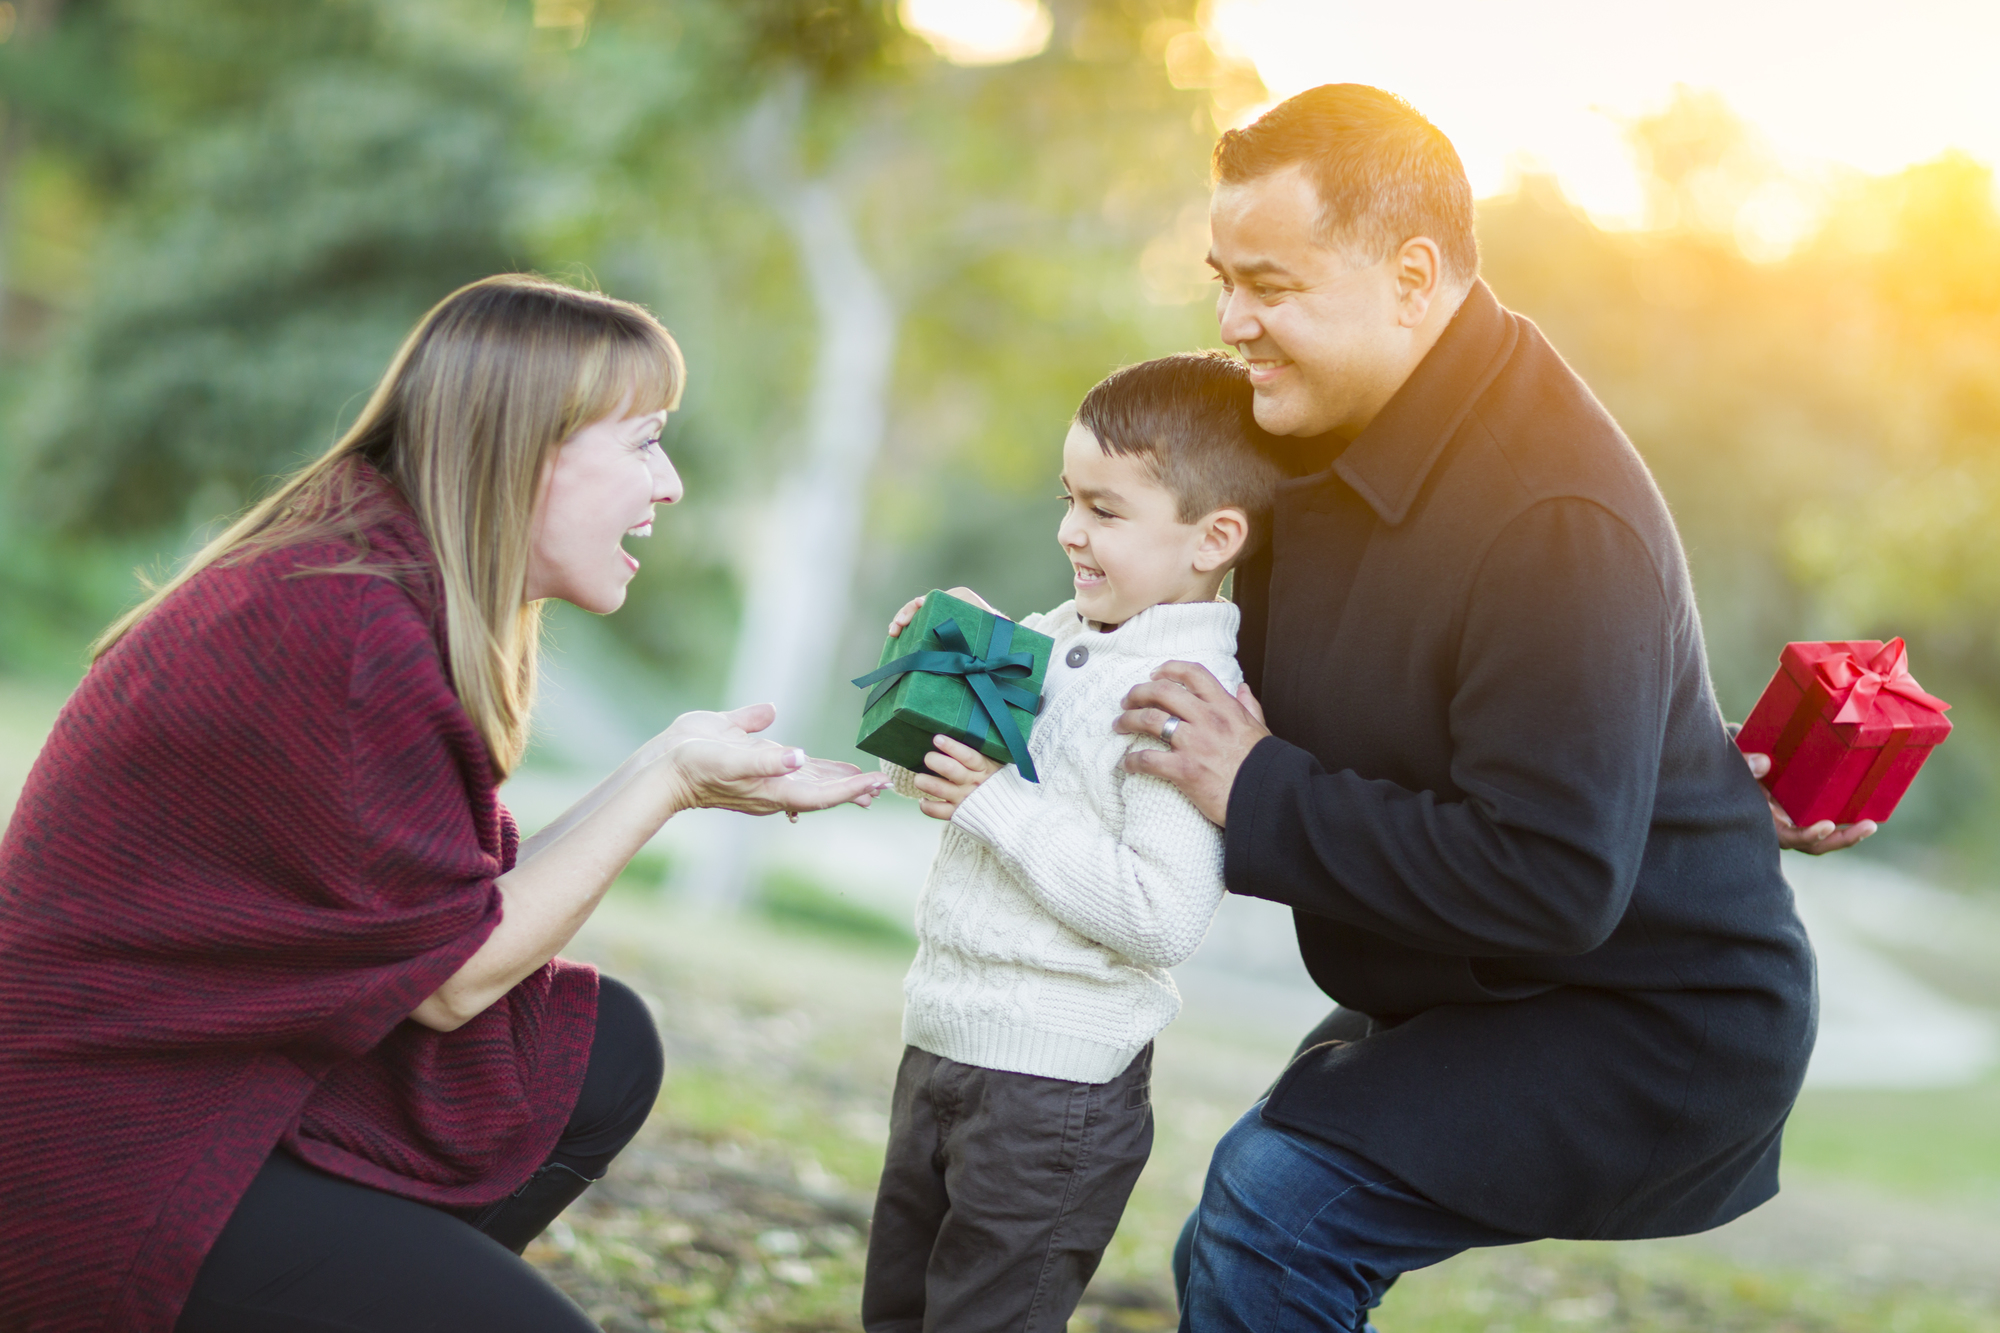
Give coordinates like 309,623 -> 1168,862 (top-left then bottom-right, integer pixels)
1814,637 -> 1950,725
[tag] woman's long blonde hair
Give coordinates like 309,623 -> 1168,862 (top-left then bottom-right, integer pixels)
93,273 -> 686,778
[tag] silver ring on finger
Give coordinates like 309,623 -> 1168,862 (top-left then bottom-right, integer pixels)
1159,716 -> 1182,745
787,810 -> 799,824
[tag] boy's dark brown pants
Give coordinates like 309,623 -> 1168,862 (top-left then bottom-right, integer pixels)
862,1043 -> 1155,1333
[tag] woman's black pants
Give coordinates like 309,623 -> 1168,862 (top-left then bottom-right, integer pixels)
175,977 -> 664,1333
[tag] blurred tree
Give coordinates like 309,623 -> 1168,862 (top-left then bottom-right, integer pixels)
1623,84 -> 1778,234
589,0 -> 1231,901
0,0 -> 70,342
1479,99 -> 2000,867
840,0 -> 1227,632
0,0 -> 1221,720
6,1 -> 529,534
0,0 -> 901,684
516,0 -> 1226,747
15,4 -> 1998,876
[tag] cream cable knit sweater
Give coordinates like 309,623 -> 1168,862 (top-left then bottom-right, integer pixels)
882,597 -> 1242,1084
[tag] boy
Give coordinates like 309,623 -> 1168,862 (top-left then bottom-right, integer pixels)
862,352 -> 1285,1333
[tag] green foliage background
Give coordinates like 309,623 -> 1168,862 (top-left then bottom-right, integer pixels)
4,0 -> 1999,876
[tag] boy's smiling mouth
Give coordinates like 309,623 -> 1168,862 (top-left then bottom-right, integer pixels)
1071,561 -> 1106,587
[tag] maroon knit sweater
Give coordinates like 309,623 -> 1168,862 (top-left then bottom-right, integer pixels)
0,484 -> 598,1332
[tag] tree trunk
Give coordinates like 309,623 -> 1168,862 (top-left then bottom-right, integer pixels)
683,82 -> 897,908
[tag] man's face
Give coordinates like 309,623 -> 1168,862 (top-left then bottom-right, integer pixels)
1208,165 -> 1410,440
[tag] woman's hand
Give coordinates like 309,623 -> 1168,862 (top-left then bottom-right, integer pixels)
886,586 -> 999,639
1742,751 -> 1876,854
913,734 -> 1004,821
417,703 -> 881,1032
661,703 -> 888,816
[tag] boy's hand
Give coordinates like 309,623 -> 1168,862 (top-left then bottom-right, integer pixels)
913,734 -> 1004,821
887,586 -> 999,638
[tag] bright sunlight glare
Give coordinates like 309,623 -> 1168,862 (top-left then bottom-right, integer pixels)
1202,0 -> 2000,236
900,0 -> 1052,67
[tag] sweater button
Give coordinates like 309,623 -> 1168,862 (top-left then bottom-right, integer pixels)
1065,645 -> 1089,669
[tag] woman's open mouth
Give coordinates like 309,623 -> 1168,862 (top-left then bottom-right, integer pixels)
621,519 -> 651,572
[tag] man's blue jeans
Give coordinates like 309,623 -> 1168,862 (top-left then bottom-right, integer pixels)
1173,1101 -> 1530,1332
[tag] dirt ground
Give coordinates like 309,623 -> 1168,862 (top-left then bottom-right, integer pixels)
545,894 -> 2000,1333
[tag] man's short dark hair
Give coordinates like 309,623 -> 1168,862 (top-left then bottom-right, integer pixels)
1212,83 -> 1478,288
1074,352 -> 1285,560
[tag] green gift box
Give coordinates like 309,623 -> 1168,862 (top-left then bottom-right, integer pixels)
852,590 -> 1053,781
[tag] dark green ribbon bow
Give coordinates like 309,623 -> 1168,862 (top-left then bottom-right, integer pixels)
852,617 -> 1042,782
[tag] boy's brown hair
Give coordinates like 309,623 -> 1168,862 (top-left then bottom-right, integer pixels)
1074,351 -> 1286,559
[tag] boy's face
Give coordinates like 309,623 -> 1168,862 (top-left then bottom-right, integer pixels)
1057,423 -> 1222,628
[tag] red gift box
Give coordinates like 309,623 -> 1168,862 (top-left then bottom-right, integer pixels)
1735,638 -> 1951,826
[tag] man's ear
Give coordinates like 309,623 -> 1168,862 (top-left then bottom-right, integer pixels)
1193,507 -> 1252,574
1393,236 -> 1445,329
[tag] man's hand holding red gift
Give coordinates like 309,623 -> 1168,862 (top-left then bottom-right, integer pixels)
1740,751 -> 1876,854
1733,638 -> 1948,851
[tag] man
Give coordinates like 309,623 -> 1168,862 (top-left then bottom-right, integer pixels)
1116,85 -> 1822,1332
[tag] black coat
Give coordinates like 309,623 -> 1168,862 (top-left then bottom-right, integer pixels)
1225,280 -> 1817,1241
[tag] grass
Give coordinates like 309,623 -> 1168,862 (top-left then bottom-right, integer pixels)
610,852 -> 918,955
1780,1076 -> 2000,1208
755,870 -> 918,954
1379,1241 -> 1999,1333
5,675 -> 1998,1330
653,1064 -> 889,1199
565,901 -> 2000,1332
614,849 -> 674,895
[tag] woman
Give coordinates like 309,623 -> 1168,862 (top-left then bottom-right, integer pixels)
0,274 -> 887,1333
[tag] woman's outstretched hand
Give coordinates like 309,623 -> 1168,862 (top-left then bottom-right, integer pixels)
661,703 -> 888,816
421,704 -> 881,1033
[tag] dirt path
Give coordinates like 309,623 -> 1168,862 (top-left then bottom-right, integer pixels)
1657,1175 -> 2000,1301
555,895 -> 2000,1332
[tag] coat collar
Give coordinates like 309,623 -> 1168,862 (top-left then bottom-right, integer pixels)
1326,279 -> 1519,526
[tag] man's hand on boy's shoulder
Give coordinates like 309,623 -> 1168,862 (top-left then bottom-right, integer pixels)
1117,662 -> 1270,827
913,733 -> 1005,821
886,587 -> 999,639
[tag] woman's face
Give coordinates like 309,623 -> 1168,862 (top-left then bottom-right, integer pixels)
527,407 -> 682,613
